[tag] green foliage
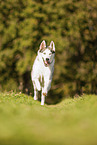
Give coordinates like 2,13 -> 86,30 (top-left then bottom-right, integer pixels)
0,93 -> 97,145
0,0 -> 97,99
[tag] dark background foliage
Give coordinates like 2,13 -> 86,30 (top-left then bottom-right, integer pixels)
0,0 -> 97,104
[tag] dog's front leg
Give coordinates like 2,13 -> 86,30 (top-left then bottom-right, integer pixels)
41,79 -> 52,105
32,81 -> 38,100
34,79 -> 41,91
34,89 -> 38,100
41,92 -> 46,105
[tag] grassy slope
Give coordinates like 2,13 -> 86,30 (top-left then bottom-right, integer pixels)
0,92 -> 97,145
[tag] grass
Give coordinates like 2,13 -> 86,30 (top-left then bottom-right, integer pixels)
0,92 -> 97,145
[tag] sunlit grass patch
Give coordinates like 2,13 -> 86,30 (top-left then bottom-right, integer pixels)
0,93 -> 97,145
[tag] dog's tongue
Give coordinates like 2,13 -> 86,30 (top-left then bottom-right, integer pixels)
45,60 -> 49,66
45,61 -> 48,65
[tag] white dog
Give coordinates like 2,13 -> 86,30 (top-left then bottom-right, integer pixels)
31,40 -> 55,105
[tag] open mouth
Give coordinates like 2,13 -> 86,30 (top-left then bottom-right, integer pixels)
42,57 -> 50,67
44,60 -> 50,66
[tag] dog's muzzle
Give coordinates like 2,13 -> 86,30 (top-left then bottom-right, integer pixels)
42,57 -> 50,67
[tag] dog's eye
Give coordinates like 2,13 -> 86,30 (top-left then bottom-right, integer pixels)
49,53 -> 52,55
43,53 -> 46,55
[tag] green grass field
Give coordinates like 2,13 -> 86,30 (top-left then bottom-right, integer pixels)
0,92 -> 97,145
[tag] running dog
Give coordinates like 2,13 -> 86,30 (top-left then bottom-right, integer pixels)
31,40 -> 55,105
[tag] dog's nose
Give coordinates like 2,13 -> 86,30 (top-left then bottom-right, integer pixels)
46,58 -> 49,61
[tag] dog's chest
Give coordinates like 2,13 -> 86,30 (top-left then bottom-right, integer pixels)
38,62 -> 51,76
33,55 -> 54,80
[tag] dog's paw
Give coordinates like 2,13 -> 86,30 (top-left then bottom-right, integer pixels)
41,101 -> 44,105
34,96 -> 38,100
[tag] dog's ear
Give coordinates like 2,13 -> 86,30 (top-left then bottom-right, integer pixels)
39,40 -> 46,52
50,41 -> 55,53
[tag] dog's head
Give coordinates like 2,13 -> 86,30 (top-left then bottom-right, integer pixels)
38,40 -> 55,67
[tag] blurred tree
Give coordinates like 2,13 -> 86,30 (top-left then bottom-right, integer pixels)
0,0 -> 97,103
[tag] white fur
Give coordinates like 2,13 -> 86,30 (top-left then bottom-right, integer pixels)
31,40 -> 55,105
